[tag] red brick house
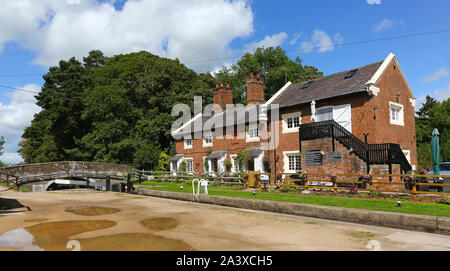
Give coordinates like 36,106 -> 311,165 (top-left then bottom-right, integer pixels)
171,53 -> 417,178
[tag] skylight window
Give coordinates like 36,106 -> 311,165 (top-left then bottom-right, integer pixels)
302,81 -> 313,89
345,69 -> 358,79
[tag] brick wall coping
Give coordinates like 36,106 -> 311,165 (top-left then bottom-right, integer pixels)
136,188 -> 450,235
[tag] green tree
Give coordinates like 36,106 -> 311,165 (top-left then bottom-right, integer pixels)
155,152 -> 170,172
214,46 -> 323,104
0,136 -> 4,157
415,96 -> 450,167
20,51 -> 106,163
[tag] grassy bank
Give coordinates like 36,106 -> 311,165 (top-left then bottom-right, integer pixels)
137,181 -> 450,217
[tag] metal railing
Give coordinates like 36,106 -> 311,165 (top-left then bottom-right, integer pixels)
299,120 -> 412,173
132,170 -> 244,186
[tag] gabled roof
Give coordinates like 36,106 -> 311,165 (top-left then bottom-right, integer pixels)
270,60 -> 384,109
173,103 -> 262,137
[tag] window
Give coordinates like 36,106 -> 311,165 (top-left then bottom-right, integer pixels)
345,69 -> 358,79
283,151 -> 301,173
302,81 -> 313,89
288,154 -> 301,172
203,133 -> 212,147
184,136 -> 192,149
316,107 -> 333,122
282,112 -> 302,133
389,102 -> 404,126
185,159 -> 193,173
246,124 -> 260,142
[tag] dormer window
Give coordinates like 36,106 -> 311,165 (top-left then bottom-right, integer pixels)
345,69 -> 358,79
302,81 -> 313,89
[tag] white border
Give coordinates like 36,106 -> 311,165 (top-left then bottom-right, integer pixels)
282,112 -> 302,134
389,101 -> 404,126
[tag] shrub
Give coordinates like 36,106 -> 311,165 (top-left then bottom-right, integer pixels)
281,186 -> 291,193
268,187 -> 275,193
370,191 -> 381,198
224,159 -> 232,172
439,197 -> 450,205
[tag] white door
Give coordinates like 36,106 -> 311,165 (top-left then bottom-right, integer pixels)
333,104 -> 352,132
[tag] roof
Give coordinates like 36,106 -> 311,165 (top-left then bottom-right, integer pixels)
173,103 -> 261,137
170,154 -> 184,161
173,54 -> 403,138
207,151 -> 227,159
270,60 -> 384,109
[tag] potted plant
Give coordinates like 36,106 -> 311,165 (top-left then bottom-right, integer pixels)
403,175 -> 416,191
357,175 -> 372,189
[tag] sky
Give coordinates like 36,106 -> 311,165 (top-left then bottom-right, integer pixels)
0,0 -> 449,164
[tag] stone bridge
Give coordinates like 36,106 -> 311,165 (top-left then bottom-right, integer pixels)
0,161 -> 135,190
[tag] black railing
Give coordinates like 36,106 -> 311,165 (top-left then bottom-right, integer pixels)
299,120 -> 412,173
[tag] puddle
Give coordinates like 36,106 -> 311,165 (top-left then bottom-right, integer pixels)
140,217 -> 179,231
0,219 -> 193,251
0,228 -> 43,251
25,220 -> 116,251
24,218 -> 48,223
66,206 -> 120,216
77,233 -> 194,251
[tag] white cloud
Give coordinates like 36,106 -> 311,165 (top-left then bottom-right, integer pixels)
367,0 -> 381,4
415,84 -> 450,111
0,84 -> 42,164
244,32 -> 288,52
289,33 -> 302,45
421,68 -> 450,83
0,0 -> 254,72
300,30 -> 343,53
373,18 -> 393,32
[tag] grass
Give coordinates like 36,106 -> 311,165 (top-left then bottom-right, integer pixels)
348,231 -> 376,239
138,181 -> 450,217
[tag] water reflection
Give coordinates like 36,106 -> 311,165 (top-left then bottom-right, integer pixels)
0,228 -> 43,251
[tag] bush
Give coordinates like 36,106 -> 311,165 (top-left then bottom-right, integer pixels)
439,197 -> 450,205
370,191 -> 381,198
267,187 -> 275,193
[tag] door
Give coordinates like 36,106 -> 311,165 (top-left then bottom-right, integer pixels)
333,104 -> 352,132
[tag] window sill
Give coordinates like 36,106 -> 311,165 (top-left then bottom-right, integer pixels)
246,137 -> 260,143
282,128 -> 300,134
390,121 -> 404,126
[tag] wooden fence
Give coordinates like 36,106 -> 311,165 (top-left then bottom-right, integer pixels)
277,172 -> 450,196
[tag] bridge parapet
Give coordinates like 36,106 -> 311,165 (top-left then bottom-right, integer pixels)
1,161 -> 134,178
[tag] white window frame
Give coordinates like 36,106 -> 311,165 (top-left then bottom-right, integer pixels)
185,158 -> 194,173
184,135 -> 192,149
282,112 -> 302,134
246,124 -> 260,142
230,155 -> 239,173
203,133 -> 213,147
283,151 -> 301,173
389,101 -> 404,126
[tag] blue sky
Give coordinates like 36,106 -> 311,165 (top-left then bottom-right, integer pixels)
0,0 -> 449,163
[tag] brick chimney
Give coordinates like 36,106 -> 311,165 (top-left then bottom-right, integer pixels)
213,83 -> 233,114
246,72 -> 265,105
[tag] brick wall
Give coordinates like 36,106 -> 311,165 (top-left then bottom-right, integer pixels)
372,58 -> 417,167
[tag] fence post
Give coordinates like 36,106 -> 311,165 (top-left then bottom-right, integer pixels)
105,175 -> 111,191
127,173 -> 132,193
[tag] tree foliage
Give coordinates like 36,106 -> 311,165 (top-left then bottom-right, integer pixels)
19,50 -> 215,169
214,46 -> 323,104
415,95 -> 450,168
19,47 -> 322,170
